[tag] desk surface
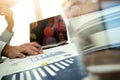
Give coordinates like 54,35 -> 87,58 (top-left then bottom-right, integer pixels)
0,43 -> 87,80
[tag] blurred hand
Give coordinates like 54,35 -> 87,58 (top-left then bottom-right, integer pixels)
0,7 -> 14,32
2,42 -> 43,59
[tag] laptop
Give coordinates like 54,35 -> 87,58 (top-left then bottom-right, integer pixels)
30,15 -> 68,49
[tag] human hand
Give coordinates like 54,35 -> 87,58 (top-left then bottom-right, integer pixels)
2,42 -> 43,59
0,7 -> 14,32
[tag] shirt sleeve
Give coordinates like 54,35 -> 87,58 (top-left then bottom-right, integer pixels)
0,40 -> 6,57
0,29 -> 14,44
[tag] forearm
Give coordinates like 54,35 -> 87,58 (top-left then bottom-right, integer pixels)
6,15 -> 14,32
6,25 -> 14,32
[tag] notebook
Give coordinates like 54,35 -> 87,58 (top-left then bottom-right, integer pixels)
30,15 -> 68,49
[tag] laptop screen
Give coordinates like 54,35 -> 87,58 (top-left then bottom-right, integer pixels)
30,15 -> 68,48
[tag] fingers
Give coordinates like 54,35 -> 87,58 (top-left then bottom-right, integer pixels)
30,42 -> 42,49
23,46 -> 40,55
2,43 -> 43,59
24,42 -> 43,52
0,12 -> 4,15
0,7 -> 12,16
30,42 -> 43,53
7,52 -> 26,59
14,53 -> 26,58
20,42 -> 43,56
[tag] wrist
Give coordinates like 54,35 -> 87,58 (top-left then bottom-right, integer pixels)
7,25 -> 13,32
2,44 -> 10,57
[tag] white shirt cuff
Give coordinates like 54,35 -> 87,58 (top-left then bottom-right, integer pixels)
0,41 -> 6,57
0,29 -> 14,44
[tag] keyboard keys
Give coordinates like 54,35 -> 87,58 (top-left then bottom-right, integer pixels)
31,51 -> 66,62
